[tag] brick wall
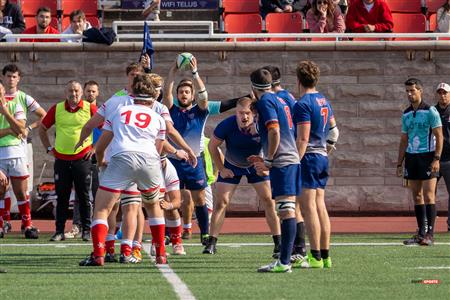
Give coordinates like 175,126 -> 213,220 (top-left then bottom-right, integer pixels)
2,41 -> 449,214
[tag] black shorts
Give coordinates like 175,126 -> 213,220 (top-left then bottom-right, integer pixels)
404,152 -> 437,180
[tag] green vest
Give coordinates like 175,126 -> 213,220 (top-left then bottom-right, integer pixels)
55,101 -> 92,155
0,100 -> 22,147
14,91 -> 28,115
203,137 -> 215,185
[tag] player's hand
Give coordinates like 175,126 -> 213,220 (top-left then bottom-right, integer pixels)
247,155 -> 264,164
74,139 -> 85,151
431,160 -> 440,174
253,162 -> 269,177
326,143 -> 336,155
160,199 -> 175,211
98,160 -> 108,169
219,168 -> 234,179
189,56 -> 198,72
83,148 -> 95,160
175,149 -> 189,161
161,157 -> 167,169
396,164 -> 403,177
0,170 -> 8,187
283,5 -> 293,12
187,150 -> 198,168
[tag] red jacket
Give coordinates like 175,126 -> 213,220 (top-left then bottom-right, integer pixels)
345,0 -> 393,33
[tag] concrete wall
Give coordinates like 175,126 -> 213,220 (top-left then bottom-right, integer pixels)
2,41 -> 449,214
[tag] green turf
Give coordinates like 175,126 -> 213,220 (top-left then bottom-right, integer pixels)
0,233 -> 449,299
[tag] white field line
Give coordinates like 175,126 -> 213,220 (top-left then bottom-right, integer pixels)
409,266 -> 450,270
2,242 -> 450,247
142,242 -> 196,300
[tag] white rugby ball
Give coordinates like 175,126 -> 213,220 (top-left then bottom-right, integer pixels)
177,52 -> 193,70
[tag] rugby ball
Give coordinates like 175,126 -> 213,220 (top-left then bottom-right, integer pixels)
177,52 -> 193,70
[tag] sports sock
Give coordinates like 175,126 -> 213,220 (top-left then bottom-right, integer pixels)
320,249 -> 329,259
280,217 -> 296,265
17,194 -> 31,228
425,204 -> 436,235
272,234 -> 281,247
4,196 -> 11,221
0,215 -> 3,229
0,199 -> 4,229
120,239 -> 133,256
183,223 -> 192,231
414,204 -> 426,237
149,217 -> 166,257
132,240 -> 142,252
311,249 -> 321,261
195,205 -> 209,235
91,219 -> 109,257
167,218 -> 182,245
105,234 -> 115,254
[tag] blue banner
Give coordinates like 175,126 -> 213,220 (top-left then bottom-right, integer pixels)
122,0 -> 219,9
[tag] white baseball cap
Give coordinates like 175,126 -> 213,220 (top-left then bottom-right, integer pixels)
436,82 -> 450,92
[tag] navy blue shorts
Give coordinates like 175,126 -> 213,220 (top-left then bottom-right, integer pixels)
269,164 -> 302,199
217,160 -> 269,185
169,156 -> 207,190
301,153 -> 329,189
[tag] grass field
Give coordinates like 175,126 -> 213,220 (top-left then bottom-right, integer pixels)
0,233 -> 449,300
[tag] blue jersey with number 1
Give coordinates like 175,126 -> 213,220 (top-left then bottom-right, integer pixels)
293,92 -> 334,156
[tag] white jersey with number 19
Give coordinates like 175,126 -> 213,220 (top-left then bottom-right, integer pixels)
103,104 -> 166,160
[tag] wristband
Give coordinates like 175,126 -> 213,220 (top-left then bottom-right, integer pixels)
191,68 -> 198,74
192,72 -> 199,79
264,158 -> 273,168
434,155 -> 441,161
172,149 -> 178,155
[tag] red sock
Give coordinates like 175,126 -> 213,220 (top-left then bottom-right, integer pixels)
91,220 -> 108,257
168,221 -> 182,245
120,240 -> 132,256
105,237 -> 115,255
4,197 -> 11,221
149,218 -> 165,257
0,215 -> 4,229
17,196 -> 31,228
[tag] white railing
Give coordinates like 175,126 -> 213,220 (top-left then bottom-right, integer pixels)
2,34 -> 83,42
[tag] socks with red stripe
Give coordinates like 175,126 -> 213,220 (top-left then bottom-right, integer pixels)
132,240 -> 142,252
91,219 -> 109,257
120,239 -> 132,256
4,196 -> 11,222
166,218 -> 182,245
149,217 -> 166,257
17,194 -> 31,228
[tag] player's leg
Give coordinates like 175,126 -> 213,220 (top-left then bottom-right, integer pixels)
104,201 -> 120,262
120,190 -> 142,263
2,189 -> 11,233
131,205 -> 145,261
404,179 -> 426,245
0,171 -> 7,238
72,159 -> 93,241
181,189 -> 193,239
316,188 -> 331,267
203,181 -> 238,254
292,205 -> 307,259
251,179 -> 281,258
421,177 -> 437,246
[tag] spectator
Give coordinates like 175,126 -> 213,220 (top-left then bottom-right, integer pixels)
435,0 -> 450,33
345,0 -> 393,33
332,0 -> 348,15
306,0 -> 345,33
0,0 -> 25,41
39,81 -> 96,242
261,0 -> 297,19
21,6 -> 59,42
61,10 -> 91,43
143,0 -> 161,21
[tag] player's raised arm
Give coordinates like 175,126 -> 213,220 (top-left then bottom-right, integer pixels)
163,61 -> 177,110
189,56 -> 208,110
75,113 -> 104,150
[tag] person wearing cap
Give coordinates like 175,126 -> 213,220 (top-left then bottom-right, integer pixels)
396,78 -> 443,246
39,80 -> 97,242
435,82 -> 450,232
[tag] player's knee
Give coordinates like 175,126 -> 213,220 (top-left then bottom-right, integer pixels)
141,189 -> 160,204
275,200 -> 296,219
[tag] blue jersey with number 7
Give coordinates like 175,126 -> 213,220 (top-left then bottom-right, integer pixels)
293,92 -> 334,155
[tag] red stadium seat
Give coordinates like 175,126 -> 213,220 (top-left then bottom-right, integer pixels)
392,13 -> 426,40
386,0 -> 422,13
265,12 -> 302,41
426,0 -> 445,14
222,0 -> 260,14
24,16 -> 59,29
61,0 -> 98,16
224,13 -> 262,41
20,0 -> 58,16
429,13 -> 437,31
62,16 -> 100,31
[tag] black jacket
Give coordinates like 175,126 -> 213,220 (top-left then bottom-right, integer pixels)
1,1 -> 25,33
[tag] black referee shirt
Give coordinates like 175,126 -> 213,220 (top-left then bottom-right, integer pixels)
436,104 -> 450,161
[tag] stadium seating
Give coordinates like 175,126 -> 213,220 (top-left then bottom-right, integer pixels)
392,13 -> 427,40
224,13 -> 262,41
61,0 -> 98,16
386,0 -> 423,13
265,12 -> 302,41
20,0 -> 58,16
221,0 -> 260,14
429,13 -> 437,31
426,0 -> 444,13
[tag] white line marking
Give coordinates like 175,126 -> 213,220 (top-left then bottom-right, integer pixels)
142,242 -> 196,300
410,266 -> 450,270
1,242 -> 450,247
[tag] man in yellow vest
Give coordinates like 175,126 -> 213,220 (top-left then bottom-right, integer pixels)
0,80 -> 38,239
39,80 -> 97,242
